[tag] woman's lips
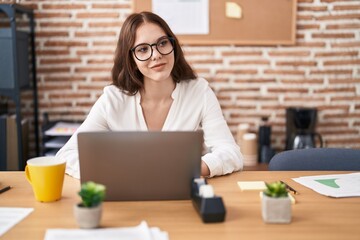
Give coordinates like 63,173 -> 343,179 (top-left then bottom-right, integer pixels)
151,63 -> 166,70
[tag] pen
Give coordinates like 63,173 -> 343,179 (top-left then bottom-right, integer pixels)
0,186 -> 11,194
280,181 -> 299,195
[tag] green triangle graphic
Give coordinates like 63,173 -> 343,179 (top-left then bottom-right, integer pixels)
315,179 -> 340,188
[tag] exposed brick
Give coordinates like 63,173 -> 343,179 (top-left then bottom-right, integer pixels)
331,42 -> 360,48
280,79 -> 324,84
298,0 -> 314,2
235,96 -> 278,101
263,70 -> 305,75
93,41 -> 117,46
37,67 -> 71,73
284,96 -> 326,102
76,50 -> 115,55
315,51 -> 358,57
184,51 -> 215,56
75,31 -> 117,37
87,59 -> 113,64
44,77 -> 86,82
314,87 -> 356,94
44,41 -> 88,47
91,77 -> 112,82
221,51 -> 262,57
321,0 -> 358,2
316,14 -> 360,21
35,13 -> 71,18
77,85 -> 105,90
75,102 -> 96,107
92,3 -> 130,9
310,69 -> 353,75
40,58 -> 82,64
39,102 -> 73,108
234,78 -> 276,84
267,87 -> 308,93
76,13 -> 120,19
206,77 -> 230,83
298,6 -> 328,11
36,50 -> 70,56
230,60 -> 270,65
333,5 -> 360,11
49,93 -> 91,99
216,69 -> 258,74
297,24 -> 320,30
331,96 -> 360,101
326,24 -> 360,30
268,51 -> 311,57
295,42 -> 326,47
189,59 -> 223,64
323,59 -> 360,66
36,31 -> 69,37
74,67 -> 112,73
312,33 -> 355,39
297,15 -> 314,21
40,22 -> 83,28
38,85 -> 72,91
42,4 -> 86,9
88,22 -> 123,28
276,61 -> 317,67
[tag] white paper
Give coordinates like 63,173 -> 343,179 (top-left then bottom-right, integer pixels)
152,0 -> 209,35
0,208 -> 34,237
44,221 -> 168,240
293,173 -> 360,198
44,122 -> 81,136
238,181 -> 266,191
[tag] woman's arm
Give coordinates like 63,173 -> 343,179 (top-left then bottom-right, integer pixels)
56,94 -> 109,179
201,87 -> 243,177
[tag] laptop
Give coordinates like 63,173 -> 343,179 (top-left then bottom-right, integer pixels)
77,131 -> 203,201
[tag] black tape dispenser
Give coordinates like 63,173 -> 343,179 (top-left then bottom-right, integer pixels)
191,178 -> 226,223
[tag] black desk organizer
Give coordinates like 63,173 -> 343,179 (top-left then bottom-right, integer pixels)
191,178 -> 226,223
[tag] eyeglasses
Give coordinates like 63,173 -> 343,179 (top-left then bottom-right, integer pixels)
131,36 -> 175,61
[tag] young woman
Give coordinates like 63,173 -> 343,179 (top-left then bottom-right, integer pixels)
56,12 -> 243,179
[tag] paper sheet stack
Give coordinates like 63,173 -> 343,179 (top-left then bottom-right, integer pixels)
44,221 -> 168,240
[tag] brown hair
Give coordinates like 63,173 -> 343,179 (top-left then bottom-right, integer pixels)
111,12 -> 197,95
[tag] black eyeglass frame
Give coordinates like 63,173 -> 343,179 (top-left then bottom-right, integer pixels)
131,36 -> 175,61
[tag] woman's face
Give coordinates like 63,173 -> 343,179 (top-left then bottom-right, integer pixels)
132,22 -> 175,84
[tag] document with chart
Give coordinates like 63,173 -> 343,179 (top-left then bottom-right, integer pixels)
293,172 -> 360,198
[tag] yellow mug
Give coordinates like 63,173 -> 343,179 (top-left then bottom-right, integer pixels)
25,156 -> 66,202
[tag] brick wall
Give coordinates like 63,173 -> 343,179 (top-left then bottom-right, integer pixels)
5,0 -> 360,154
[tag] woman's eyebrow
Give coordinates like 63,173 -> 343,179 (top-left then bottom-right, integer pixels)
134,36 -> 168,46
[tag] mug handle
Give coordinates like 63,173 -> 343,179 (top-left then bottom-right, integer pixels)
25,165 -> 32,184
314,133 -> 323,148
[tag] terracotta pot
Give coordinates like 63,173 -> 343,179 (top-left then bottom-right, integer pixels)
73,203 -> 102,229
261,193 -> 291,224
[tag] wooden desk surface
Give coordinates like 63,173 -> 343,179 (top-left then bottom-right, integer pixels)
1,171 -> 359,240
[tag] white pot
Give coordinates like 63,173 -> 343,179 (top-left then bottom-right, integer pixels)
74,203 -> 103,229
261,193 -> 291,224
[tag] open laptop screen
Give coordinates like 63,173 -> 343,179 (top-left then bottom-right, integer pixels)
78,131 -> 203,201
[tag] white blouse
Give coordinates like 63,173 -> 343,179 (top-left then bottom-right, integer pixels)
56,78 -> 243,179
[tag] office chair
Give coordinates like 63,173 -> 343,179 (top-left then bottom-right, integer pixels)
268,148 -> 360,171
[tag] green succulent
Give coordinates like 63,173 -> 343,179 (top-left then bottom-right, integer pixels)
78,181 -> 106,207
263,181 -> 288,198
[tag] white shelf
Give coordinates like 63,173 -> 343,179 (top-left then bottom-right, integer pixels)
44,136 -> 69,148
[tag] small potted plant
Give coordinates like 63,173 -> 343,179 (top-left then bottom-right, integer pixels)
261,181 -> 291,224
73,181 -> 106,229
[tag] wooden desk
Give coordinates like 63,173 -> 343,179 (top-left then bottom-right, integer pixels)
1,171 -> 359,240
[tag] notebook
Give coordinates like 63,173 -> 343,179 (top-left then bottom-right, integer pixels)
77,131 -> 203,201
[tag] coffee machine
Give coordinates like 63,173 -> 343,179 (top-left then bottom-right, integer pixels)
285,107 -> 323,150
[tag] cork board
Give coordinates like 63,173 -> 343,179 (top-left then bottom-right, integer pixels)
132,0 -> 297,45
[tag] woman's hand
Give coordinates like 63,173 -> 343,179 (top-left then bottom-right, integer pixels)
201,161 -> 210,177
